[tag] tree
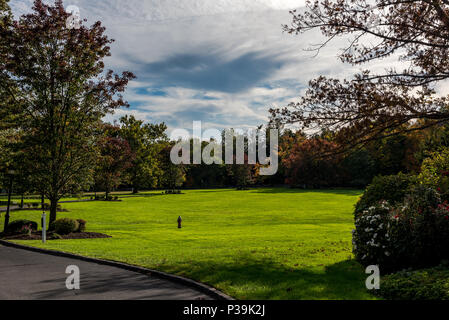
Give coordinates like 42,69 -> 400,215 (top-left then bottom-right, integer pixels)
119,115 -> 167,193
0,0 -> 16,131
341,149 -> 376,187
282,138 -> 341,188
161,144 -> 185,192
94,124 -> 134,199
226,158 -> 256,189
0,0 -> 135,223
271,1 -> 449,152
0,0 -> 10,19
0,0 -> 10,18
370,134 -> 409,176
183,139 -> 227,188
415,122 -> 449,163
0,129 -> 14,175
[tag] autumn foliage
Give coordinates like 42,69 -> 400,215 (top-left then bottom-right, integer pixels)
271,0 -> 449,152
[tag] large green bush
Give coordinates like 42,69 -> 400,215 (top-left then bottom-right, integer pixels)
50,218 -> 79,235
387,186 -> 448,269
355,173 -> 416,216
377,264 -> 449,300
400,186 -> 449,267
353,185 -> 449,273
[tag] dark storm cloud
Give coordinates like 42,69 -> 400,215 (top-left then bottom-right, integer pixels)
136,52 -> 286,93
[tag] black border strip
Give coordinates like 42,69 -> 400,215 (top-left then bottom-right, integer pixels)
0,240 -> 234,301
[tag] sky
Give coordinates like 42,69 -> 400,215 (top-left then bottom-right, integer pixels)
10,0 -> 376,136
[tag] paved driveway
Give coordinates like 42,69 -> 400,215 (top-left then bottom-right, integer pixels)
0,245 -> 213,300
0,205 -> 19,212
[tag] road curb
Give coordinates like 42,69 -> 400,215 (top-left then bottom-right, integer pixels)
0,239 -> 234,300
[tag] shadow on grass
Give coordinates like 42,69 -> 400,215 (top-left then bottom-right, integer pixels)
183,189 -> 234,194
250,188 -> 362,197
166,254 -> 375,300
119,193 -> 165,198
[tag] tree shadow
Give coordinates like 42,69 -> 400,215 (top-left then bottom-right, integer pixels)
33,270 -> 211,300
183,189 -> 234,194
250,188 -> 362,197
170,254 -> 375,300
119,193 -> 165,198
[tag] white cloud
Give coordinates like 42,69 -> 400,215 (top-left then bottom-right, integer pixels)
10,0 -> 403,133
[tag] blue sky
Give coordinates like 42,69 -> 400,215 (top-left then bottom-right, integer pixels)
11,0 -> 365,135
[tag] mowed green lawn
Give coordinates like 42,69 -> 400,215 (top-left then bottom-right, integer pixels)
0,188 -> 377,300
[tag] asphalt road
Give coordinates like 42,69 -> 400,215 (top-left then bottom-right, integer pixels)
0,205 -> 20,212
0,245 -> 213,300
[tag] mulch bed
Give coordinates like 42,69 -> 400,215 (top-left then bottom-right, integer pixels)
0,231 -> 111,240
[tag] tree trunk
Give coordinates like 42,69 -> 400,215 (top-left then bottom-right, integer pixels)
132,186 -> 138,194
49,198 -> 58,225
41,193 -> 44,210
3,177 -> 13,233
20,194 -> 24,208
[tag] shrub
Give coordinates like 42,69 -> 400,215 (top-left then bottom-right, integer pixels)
19,225 -> 32,236
42,203 -> 51,210
355,173 -> 416,216
354,185 -> 449,272
5,220 -> 38,234
76,219 -> 86,232
397,186 -> 449,268
31,202 -> 39,208
353,201 -> 396,270
50,218 -> 79,235
377,264 -> 449,300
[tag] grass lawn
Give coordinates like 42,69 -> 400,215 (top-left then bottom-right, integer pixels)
0,188 -> 377,300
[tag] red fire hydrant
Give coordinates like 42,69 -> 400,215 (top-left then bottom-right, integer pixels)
177,216 -> 182,229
